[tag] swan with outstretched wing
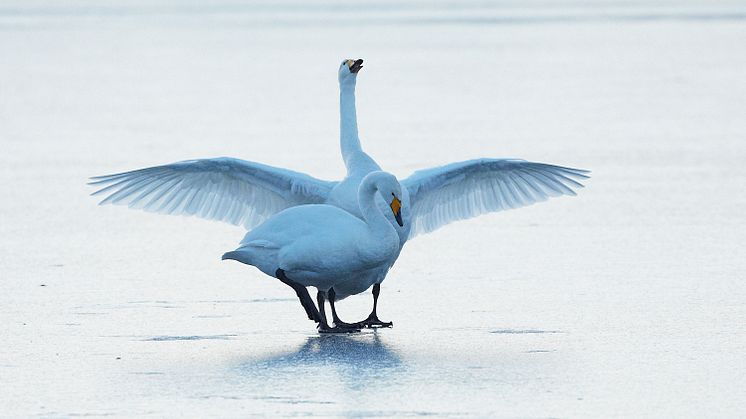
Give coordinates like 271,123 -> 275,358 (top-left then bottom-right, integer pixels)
91,59 -> 589,333
89,157 -> 335,231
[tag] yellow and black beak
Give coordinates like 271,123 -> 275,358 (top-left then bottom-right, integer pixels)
346,59 -> 364,74
390,196 -> 403,227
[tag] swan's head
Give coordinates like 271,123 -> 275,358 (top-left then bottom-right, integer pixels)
339,59 -> 363,84
370,172 -> 404,227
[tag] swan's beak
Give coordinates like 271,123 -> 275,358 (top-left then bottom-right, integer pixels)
390,196 -> 403,227
346,59 -> 363,74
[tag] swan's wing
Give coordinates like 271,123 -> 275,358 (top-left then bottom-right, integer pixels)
89,157 -> 337,230
401,158 -> 590,238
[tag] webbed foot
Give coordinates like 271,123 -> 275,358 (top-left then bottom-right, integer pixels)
318,322 -> 360,334
350,314 -> 393,329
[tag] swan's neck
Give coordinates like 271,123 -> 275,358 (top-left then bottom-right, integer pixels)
358,181 -> 393,239
340,81 -> 362,165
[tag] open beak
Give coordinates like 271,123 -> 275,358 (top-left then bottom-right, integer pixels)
390,196 -> 403,227
346,59 -> 363,74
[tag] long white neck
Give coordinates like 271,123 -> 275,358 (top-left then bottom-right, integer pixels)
358,177 -> 395,239
340,81 -> 362,167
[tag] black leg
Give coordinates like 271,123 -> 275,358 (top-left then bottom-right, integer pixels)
371,283 -> 381,317
317,289 -> 360,334
316,290 -> 329,326
329,288 -> 358,328
364,283 -> 393,328
330,284 -> 393,329
275,269 -> 321,323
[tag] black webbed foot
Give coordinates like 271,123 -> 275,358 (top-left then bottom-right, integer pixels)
328,285 -> 393,329
351,313 -> 393,329
316,289 -> 360,334
317,322 -> 360,334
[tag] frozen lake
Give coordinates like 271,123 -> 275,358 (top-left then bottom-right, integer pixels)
1,0 -> 745,416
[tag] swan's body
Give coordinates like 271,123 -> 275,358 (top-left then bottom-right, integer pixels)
222,172 -> 403,331
223,172 -> 400,289
89,59 -> 590,331
224,205 -> 389,290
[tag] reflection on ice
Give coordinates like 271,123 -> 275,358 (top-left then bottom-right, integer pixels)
238,332 -> 403,390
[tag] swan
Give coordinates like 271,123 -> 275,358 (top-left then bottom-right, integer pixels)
90,58 -> 589,328
221,171 -> 404,333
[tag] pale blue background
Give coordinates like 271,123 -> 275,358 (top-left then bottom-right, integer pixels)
1,1 -> 745,416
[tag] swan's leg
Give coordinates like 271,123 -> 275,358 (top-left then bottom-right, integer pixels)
361,283 -> 393,328
317,289 -> 360,334
328,288 -> 357,328
275,269 -> 321,323
331,284 -> 393,329
316,290 -> 329,326
368,283 -> 393,327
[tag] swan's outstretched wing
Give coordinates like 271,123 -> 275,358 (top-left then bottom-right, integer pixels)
401,158 -> 589,238
89,157 -> 337,230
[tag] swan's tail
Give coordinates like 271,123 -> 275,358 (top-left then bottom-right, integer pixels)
223,240 -> 279,275
222,250 -> 251,264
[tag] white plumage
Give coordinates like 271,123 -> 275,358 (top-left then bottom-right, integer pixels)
90,58 -> 589,331
222,172 -> 401,292
403,159 -> 589,237
89,158 -> 334,230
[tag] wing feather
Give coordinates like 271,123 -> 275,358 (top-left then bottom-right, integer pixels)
90,157 -> 336,230
402,158 -> 589,238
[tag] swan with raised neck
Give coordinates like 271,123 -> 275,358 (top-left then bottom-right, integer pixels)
338,59 -> 381,176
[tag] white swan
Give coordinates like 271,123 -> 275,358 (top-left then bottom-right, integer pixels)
221,171 -> 404,332
90,59 -> 589,328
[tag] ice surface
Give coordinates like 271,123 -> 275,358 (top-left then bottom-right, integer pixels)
1,0 -> 745,417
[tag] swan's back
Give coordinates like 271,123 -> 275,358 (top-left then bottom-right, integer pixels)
242,204 -> 365,248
